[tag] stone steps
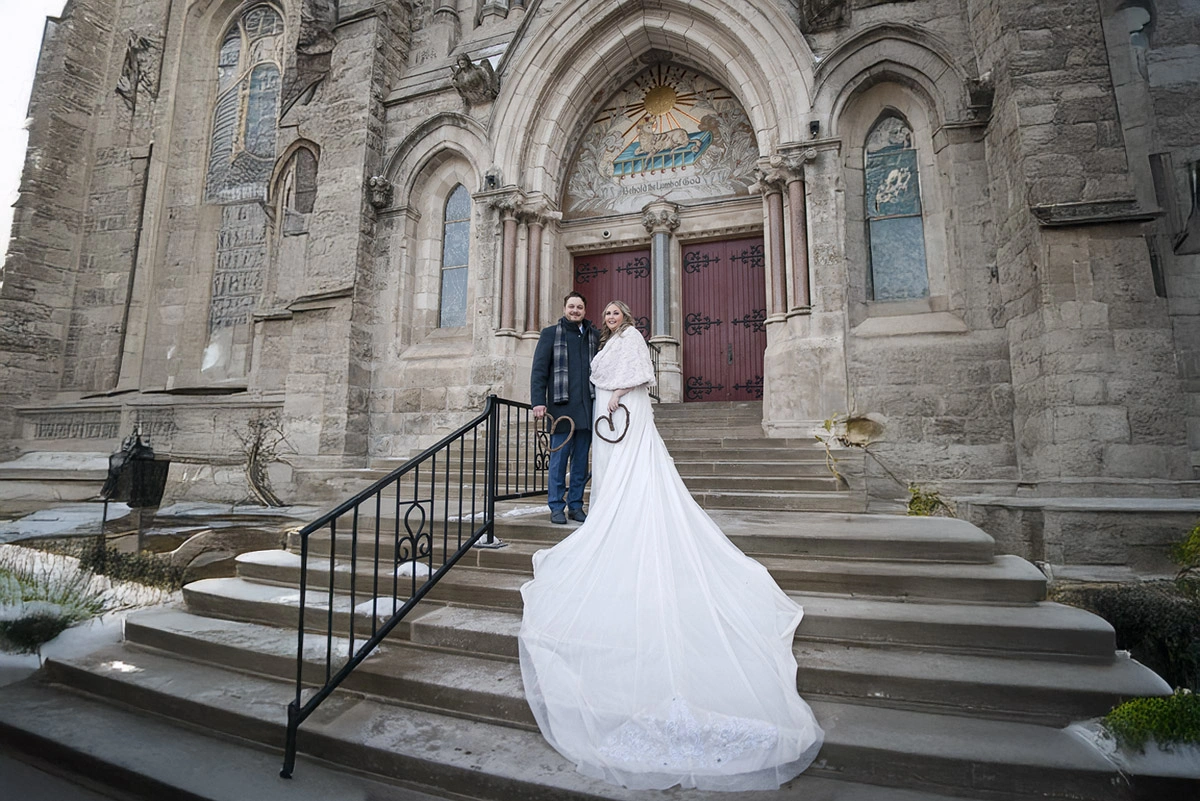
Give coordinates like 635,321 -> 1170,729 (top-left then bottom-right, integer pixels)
301,509 -> 1000,563
679,475 -> 845,492
232,544 -> 1047,605
36,639 -> 1136,801
0,681 -> 450,801
122,608 -> 1157,730
180,576 -> 1119,663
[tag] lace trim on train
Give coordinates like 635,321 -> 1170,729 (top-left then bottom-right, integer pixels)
596,698 -> 779,770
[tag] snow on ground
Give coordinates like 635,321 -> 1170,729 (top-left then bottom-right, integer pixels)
0,503 -> 132,544
0,544 -> 181,688
1068,720 -> 1200,779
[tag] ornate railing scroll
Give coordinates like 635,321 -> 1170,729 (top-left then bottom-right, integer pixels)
281,396 -> 547,778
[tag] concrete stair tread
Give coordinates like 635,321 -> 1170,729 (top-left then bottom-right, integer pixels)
233,544 -> 1043,604
792,594 -> 1116,656
125,608 -> 531,728
0,680 -> 451,801
180,578 -> 1118,664
768,555 -> 1045,603
147,601 -> 1158,726
486,509 -> 995,560
794,640 -> 1169,722
33,643 -> 1129,801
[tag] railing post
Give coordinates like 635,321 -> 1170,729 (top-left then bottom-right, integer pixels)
281,702 -> 299,778
486,395 -> 500,545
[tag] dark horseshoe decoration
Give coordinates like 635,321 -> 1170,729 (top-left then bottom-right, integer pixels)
594,403 -> 630,444
535,414 -> 576,470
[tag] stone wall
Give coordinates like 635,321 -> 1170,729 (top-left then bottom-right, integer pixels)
972,0 -> 1194,492
0,0 -> 118,453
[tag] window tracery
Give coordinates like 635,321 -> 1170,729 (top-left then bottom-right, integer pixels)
864,114 -> 929,301
439,184 -> 471,327
205,4 -> 285,204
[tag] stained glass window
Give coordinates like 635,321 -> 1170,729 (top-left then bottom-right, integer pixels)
205,5 -> 284,204
864,115 -> 929,301
439,185 -> 471,327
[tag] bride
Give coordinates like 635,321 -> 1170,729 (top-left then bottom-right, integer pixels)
518,300 -> 825,791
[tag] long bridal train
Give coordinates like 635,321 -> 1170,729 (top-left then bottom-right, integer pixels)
518,381 -> 824,791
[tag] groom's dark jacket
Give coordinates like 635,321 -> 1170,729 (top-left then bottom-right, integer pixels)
530,316 -> 599,431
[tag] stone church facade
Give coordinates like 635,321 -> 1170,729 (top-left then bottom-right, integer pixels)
2,0 -> 1198,564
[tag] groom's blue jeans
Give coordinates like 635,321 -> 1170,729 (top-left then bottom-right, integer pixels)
548,429 -> 591,513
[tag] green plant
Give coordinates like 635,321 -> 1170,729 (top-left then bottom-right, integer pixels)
0,601 -> 73,653
1051,582 -> 1200,691
906,484 -> 955,517
0,549 -> 107,654
77,540 -> 185,591
1103,689 -> 1200,751
1172,522 -> 1200,581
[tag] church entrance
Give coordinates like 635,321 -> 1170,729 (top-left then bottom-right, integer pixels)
680,236 -> 766,402
572,249 -> 652,337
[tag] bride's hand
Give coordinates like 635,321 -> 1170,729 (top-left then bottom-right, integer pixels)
608,393 -> 623,413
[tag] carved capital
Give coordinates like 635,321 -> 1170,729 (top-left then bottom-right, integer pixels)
367,176 -> 394,210
641,203 -> 681,234
518,198 -> 561,227
754,151 -> 817,192
490,189 -> 524,218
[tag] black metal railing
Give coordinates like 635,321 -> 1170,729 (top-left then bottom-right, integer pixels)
648,342 -> 662,402
280,396 -> 547,777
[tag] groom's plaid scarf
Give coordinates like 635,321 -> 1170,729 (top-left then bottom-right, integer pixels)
552,319 -> 598,405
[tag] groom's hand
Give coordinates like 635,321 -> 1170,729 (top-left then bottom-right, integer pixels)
532,405 -> 547,419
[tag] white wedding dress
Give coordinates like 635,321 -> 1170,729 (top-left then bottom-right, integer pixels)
518,327 -> 824,791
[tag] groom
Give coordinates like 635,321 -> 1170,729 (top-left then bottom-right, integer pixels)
530,291 -> 598,524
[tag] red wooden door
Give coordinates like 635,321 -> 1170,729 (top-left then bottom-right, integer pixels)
680,237 -> 766,401
572,249 -> 652,337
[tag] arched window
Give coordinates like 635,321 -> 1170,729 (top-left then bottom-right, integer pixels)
279,147 -> 318,235
864,114 -> 929,301
439,184 -> 471,327
205,4 -> 285,204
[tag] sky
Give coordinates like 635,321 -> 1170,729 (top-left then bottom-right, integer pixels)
1,1 -> 68,260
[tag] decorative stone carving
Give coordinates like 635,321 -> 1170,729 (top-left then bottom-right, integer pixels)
367,176 -> 394,210
281,0 -> 338,116
796,0 -> 848,33
34,411 -> 122,440
967,71 -> 995,119
115,31 -> 161,111
451,55 -> 500,105
641,205 -> 681,234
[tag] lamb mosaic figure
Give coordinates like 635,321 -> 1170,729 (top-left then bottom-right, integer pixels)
634,116 -> 700,156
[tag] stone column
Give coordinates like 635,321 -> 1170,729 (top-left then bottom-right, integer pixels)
524,216 -> 544,333
783,151 -> 817,313
494,193 -> 520,336
641,202 -> 682,401
757,146 -> 850,438
641,202 -> 680,337
514,195 -> 557,336
753,161 -> 789,319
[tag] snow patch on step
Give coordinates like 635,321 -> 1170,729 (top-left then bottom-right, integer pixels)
1068,720 -> 1200,779
236,549 -> 300,567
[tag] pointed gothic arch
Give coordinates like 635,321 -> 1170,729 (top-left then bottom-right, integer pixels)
490,0 -> 817,199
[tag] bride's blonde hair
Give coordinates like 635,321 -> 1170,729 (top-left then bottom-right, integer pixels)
598,300 -> 636,349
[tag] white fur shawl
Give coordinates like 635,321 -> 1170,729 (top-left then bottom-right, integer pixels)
589,327 -> 657,391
